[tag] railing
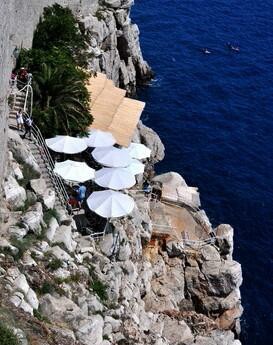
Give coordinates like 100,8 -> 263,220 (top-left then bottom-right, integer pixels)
151,221 -> 226,250
9,77 -> 113,238
31,124 -> 69,208
11,78 -> 70,210
156,195 -> 212,235
152,222 -> 221,249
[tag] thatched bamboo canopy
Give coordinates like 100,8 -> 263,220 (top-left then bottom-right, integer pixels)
87,73 -> 145,147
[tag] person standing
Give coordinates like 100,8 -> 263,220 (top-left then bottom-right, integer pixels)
16,109 -> 24,131
22,116 -> 33,139
76,183 -> 87,209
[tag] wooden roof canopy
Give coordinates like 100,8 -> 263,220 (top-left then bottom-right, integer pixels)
87,73 -> 145,147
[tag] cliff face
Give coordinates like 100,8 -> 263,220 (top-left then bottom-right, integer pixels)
0,2 -> 243,344
81,0 -> 153,94
0,128 -> 243,345
0,0 -> 152,183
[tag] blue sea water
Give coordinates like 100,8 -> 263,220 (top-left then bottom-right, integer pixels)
132,1 -> 273,344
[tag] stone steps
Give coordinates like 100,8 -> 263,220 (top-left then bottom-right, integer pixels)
8,88 -> 71,218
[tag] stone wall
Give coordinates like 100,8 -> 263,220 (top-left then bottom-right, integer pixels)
0,0 -> 151,187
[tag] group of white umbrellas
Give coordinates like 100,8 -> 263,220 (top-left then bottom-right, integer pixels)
45,129 -> 151,219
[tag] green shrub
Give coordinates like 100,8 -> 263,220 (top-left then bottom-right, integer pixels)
43,208 -> 59,225
32,4 -> 90,67
90,279 -> 108,301
10,235 -> 36,261
18,163 -> 40,189
17,4 -> 93,138
39,281 -> 55,294
47,258 -> 63,270
0,322 -> 20,345
35,278 -> 65,296
15,198 -> 35,213
54,271 -> 82,285
95,9 -> 106,21
33,309 -> 49,322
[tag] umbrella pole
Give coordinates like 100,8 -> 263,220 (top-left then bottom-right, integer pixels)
104,219 -> 109,236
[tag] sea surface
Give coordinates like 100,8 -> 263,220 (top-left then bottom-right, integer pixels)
132,1 -> 273,344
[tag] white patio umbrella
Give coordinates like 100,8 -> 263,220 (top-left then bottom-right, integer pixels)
54,160 -> 95,183
125,143 -> 151,160
46,135 -> 87,154
87,190 -> 135,218
92,146 -> 132,168
125,159 -> 145,175
95,167 -> 136,190
85,129 -> 116,147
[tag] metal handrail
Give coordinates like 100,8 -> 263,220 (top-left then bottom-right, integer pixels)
152,221 -> 224,248
30,124 -> 69,207
13,80 -> 70,209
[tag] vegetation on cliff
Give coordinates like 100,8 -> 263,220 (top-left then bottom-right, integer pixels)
18,4 -> 93,137
0,322 -> 19,345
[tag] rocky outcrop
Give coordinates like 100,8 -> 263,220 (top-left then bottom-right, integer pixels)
134,120 -> 165,164
0,0 -> 152,185
0,128 -> 243,345
82,1 -> 153,94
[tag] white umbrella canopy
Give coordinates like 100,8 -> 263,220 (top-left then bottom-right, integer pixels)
95,167 -> 136,190
125,159 -> 145,175
46,135 -> 87,154
92,146 -> 132,168
87,190 -> 135,218
125,143 -> 151,160
85,129 -> 116,147
54,160 -> 95,183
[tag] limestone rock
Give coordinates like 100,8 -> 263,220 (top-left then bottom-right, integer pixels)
3,175 -> 26,210
8,225 -> 28,239
118,240 -> 131,261
30,178 -> 55,209
43,189 -> 55,209
215,224 -> 234,259
103,0 -> 121,8
19,299 -> 33,315
161,315 -> 194,344
8,129 -> 40,177
200,245 -> 221,262
11,161 -> 23,180
39,294 -> 82,323
30,178 -> 47,196
21,202 -> 43,234
144,261 -> 185,312
52,224 -> 77,252
216,304 -> 243,330
51,326 -> 76,342
136,121 -> 165,163
86,295 -> 104,314
74,315 -> 104,345
194,209 -> 213,233
13,274 -> 29,295
46,217 -> 59,241
22,251 -> 37,267
47,246 -> 74,262
152,171 -> 187,188
13,328 -> 28,345
100,233 -> 115,257
10,294 -> 23,308
26,288 -> 39,309
209,330 -> 237,345
104,316 -> 122,333
201,260 -> 242,297
0,238 -> 19,255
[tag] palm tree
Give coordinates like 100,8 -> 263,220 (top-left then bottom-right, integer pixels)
32,63 -> 92,137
